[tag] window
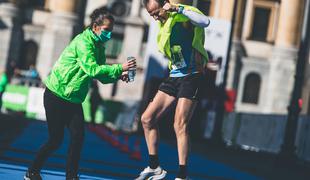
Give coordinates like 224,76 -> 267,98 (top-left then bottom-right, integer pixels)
244,0 -> 280,43
242,73 -> 261,104
250,7 -> 270,41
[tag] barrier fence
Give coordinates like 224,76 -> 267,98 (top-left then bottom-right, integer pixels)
218,112 -> 310,162
1,85 -> 139,132
2,85 -> 310,162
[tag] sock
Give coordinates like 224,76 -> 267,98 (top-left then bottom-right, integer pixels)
149,154 -> 159,169
28,168 -> 39,174
177,165 -> 187,179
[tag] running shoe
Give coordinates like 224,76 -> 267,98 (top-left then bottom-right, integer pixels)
135,166 -> 167,180
24,171 -> 42,180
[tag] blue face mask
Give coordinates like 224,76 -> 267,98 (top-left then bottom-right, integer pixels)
98,30 -> 112,43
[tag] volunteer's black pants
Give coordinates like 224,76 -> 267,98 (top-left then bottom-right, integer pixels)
0,92 -> 3,110
29,88 -> 85,178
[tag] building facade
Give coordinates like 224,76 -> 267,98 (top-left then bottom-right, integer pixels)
0,0 -> 309,114
175,0 -> 307,115
0,0 -> 147,102
208,0 -> 307,114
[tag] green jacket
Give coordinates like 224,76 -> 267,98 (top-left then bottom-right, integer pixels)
0,73 -> 8,93
44,28 -> 123,103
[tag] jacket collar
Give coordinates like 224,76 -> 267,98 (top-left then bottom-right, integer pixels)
86,28 -> 100,42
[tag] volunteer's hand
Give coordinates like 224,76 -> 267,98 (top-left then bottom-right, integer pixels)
122,58 -> 136,71
120,72 -> 129,83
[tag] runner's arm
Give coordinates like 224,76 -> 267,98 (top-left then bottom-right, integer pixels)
181,9 -> 210,28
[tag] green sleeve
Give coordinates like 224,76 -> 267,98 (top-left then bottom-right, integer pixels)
0,74 -> 8,85
76,41 -> 123,83
0,73 -> 8,92
96,64 -> 123,84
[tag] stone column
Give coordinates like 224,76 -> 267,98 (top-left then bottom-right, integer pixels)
44,0 -> 51,10
219,0 -> 234,20
226,0 -> 246,90
49,0 -> 77,12
130,0 -> 141,17
119,0 -> 144,63
301,54 -> 310,114
0,2 -> 22,72
265,0 -> 304,113
213,0 -> 234,20
233,0 -> 246,40
275,0 -> 304,48
210,0 -> 237,88
114,0 -> 145,101
36,0 -> 79,79
208,0 -> 216,16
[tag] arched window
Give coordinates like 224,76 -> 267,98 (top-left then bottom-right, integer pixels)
242,73 -> 261,104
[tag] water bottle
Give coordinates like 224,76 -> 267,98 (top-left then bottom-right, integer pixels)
127,56 -> 136,82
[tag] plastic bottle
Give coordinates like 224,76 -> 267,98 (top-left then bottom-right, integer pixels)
127,56 -> 136,82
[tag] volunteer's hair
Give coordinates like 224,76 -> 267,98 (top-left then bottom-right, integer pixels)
89,7 -> 114,28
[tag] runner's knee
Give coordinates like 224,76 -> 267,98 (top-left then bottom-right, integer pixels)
141,114 -> 155,129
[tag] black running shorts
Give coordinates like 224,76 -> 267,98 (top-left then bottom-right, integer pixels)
158,73 -> 203,100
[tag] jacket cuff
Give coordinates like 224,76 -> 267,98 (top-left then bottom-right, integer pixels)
114,64 -> 123,77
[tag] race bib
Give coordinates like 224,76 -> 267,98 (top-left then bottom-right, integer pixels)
171,45 -> 187,70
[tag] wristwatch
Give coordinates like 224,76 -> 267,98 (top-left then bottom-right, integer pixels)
177,5 -> 185,14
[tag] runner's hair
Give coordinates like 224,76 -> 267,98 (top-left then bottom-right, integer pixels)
142,0 -> 167,7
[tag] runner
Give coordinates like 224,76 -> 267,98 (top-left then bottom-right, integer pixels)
136,0 -> 210,179
24,7 -> 136,180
